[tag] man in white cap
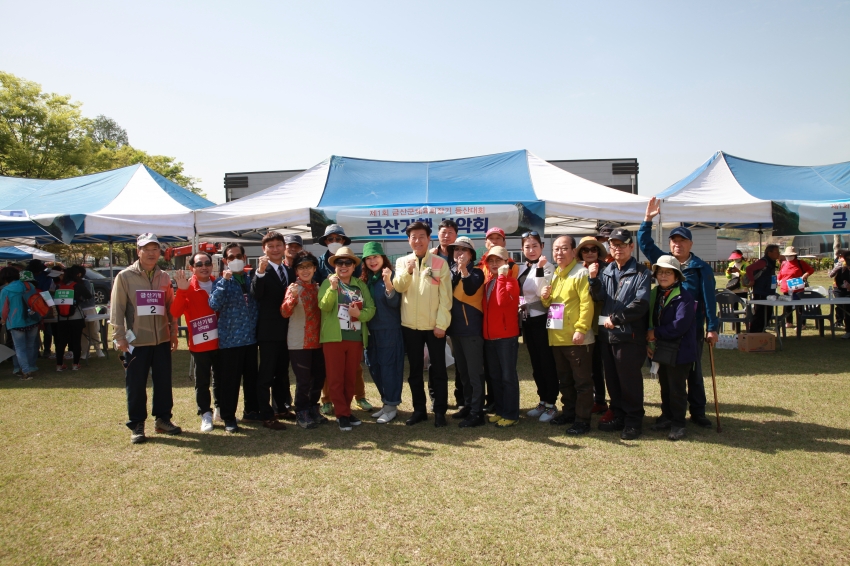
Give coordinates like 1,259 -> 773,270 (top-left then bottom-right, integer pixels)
110,233 -> 181,444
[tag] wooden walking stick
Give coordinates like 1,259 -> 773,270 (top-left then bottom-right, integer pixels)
708,342 -> 722,433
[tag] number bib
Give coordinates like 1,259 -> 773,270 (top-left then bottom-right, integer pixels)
770,275 -> 777,290
546,303 -> 564,330
54,289 -> 74,305
338,305 -> 361,331
190,314 -> 218,344
136,290 -> 165,316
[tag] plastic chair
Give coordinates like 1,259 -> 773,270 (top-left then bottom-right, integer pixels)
715,290 -> 751,334
795,290 -> 835,338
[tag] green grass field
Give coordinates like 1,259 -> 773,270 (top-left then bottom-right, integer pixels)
1,273 -> 848,565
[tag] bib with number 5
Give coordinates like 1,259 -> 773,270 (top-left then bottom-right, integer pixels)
136,290 -> 165,316
190,314 -> 218,344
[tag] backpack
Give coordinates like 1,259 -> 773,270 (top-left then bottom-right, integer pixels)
23,282 -> 51,317
56,282 -> 76,317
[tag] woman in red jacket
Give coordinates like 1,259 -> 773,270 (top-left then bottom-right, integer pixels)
171,252 -> 223,432
482,246 -> 521,428
778,246 -> 815,327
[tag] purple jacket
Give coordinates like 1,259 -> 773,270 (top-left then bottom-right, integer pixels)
650,284 -> 698,366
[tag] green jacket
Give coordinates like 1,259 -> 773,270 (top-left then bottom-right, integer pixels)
318,277 -> 376,347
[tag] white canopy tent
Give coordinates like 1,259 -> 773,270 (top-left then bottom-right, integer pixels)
195,150 -> 650,240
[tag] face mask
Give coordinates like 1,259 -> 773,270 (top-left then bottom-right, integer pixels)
227,259 -> 244,273
327,242 -> 343,254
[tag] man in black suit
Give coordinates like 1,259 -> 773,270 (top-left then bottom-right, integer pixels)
252,231 -> 295,422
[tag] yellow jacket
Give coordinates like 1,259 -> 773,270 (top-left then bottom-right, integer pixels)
541,259 -> 594,346
725,260 -> 749,279
393,251 -> 453,331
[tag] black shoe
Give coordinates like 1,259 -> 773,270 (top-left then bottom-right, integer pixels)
620,426 -> 642,440
405,411 -> 428,426
349,415 -> 362,427
690,415 -> 712,428
482,402 -> 496,414
668,426 -> 686,441
550,411 -> 576,426
459,414 -> 484,428
224,420 -> 240,433
241,411 -> 263,423
434,413 -> 447,428
598,417 -> 625,432
650,420 -> 672,431
567,421 -> 591,435
451,406 -> 471,420
338,416 -> 352,431
296,410 -> 317,430
309,406 -> 329,425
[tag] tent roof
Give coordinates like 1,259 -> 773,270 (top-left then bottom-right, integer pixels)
656,151 -> 850,228
0,245 -> 54,261
0,164 -> 213,242
196,150 -> 648,238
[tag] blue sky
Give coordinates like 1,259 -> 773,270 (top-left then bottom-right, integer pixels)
2,0 -> 848,203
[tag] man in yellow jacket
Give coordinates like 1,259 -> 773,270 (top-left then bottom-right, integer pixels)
541,235 -> 595,435
393,221 -> 453,427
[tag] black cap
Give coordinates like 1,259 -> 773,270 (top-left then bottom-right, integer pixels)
597,223 -> 616,238
609,228 -> 633,244
284,234 -> 303,246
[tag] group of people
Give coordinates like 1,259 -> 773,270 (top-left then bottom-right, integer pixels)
1,260 -> 104,380
113,194 -> 727,445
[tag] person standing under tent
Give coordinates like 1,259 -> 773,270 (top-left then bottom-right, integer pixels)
639,197 -> 718,429
724,250 -> 750,300
576,236 -> 610,418
393,221 -> 453,427
53,265 -> 91,372
0,268 -> 42,380
745,244 -> 781,333
110,233 -> 181,444
777,246 -> 814,327
589,228 -> 651,441
831,250 -> 850,338
171,252 -> 223,433
209,244 -> 270,430
516,231 -> 559,424
26,260 -> 55,358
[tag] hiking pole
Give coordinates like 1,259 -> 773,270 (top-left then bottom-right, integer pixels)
708,342 -> 722,433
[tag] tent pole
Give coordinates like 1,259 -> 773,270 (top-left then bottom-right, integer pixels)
758,227 -> 762,257
108,239 -> 114,284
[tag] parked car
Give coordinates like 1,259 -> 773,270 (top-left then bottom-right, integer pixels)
93,267 -> 126,279
84,268 -> 113,305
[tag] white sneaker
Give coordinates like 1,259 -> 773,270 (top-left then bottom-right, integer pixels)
527,402 -> 546,418
372,405 -> 387,419
200,412 -> 214,432
842,332 -> 850,339
539,406 -> 558,422
96,350 -> 106,358
213,407 -> 224,423
377,408 -> 397,424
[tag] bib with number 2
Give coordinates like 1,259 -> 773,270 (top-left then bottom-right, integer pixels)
136,290 -> 165,316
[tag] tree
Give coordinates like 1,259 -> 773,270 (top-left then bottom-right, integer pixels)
91,114 -> 128,147
1,71 -> 203,195
0,71 -> 94,178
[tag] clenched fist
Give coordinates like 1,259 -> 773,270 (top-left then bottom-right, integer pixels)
257,255 -> 270,274
407,258 -> 417,274
588,262 -> 599,278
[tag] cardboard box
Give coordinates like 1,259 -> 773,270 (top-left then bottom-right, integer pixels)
738,332 -> 775,353
716,334 -> 738,350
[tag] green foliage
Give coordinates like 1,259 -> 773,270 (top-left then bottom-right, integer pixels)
0,71 -> 203,196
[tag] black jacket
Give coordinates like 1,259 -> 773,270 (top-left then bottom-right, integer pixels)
250,263 -> 293,341
589,257 -> 651,345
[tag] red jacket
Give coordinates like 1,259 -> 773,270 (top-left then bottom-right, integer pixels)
482,274 -> 520,340
778,258 -> 814,294
170,276 -> 218,352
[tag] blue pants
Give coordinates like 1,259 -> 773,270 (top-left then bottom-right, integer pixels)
10,325 -> 40,374
366,327 -> 405,406
486,337 -> 520,421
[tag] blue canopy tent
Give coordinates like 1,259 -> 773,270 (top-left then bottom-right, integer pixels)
195,150 -> 649,240
0,245 -> 55,261
0,164 -> 213,244
656,151 -> 850,235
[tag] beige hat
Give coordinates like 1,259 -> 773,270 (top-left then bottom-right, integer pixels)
782,246 -> 798,257
576,236 -> 608,260
652,255 -> 685,282
328,246 -> 361,267
486,246 -> 509,260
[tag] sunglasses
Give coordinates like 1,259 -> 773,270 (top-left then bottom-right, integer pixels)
193,261 -> 213,267
579,247 -> 598,254
521,231 -> 540,238
325,236 -> 345,243
335,259 -> 355,267
610,242 -> 631,249
226,254 -> 244,260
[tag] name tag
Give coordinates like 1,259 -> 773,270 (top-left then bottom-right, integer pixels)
136,290 -> 165,316
40,291 -> 55,307
190,314 -> 218,344
54,289 -> 74,305
546,303 -> 564,330
771,275 -> 777,290
519,296 -> 527,306
598,315 -> 608,326
338,304 -> 361,331
787,277 -> 805,293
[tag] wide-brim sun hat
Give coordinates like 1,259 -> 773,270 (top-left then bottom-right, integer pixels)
328,246 -> 361,267
577,236 -> 608,260
448,236 -> 477,260
782,246 -> 798,257
652,255 -> 685,281
319,224 -> 352,247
